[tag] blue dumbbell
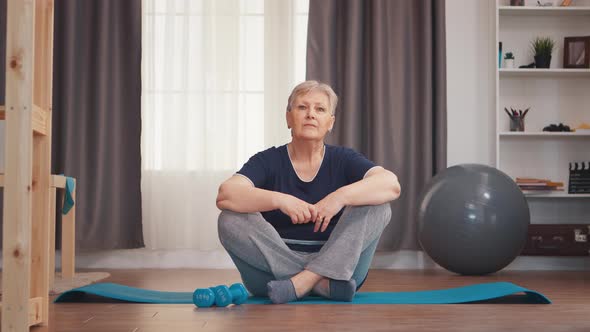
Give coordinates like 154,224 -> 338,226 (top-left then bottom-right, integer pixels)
211,283 -> 248,307
230,283 -> 249,305
193,287 -> 216,307
193,283 -> 248,308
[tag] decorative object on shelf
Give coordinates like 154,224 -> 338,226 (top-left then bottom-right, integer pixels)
569,162 -> 590,194
504,52 -> 515,68
498,42 -> 503,68
504,107 -> 529,132
574,123 -> 590,133
519,62 -> 536,68
563,36 -> 590,68
531,36 -> 555,68
522,224 -> 590,256
516,177 -> 564,192
536,1 -> 554,6
542,123 -> 572,132
510,0 -> 524,5
560,0 -> 573,6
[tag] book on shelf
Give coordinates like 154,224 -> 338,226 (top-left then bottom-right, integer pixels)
519,186 -> 564,191
574,123 -> 590,134
516,177 -> 547,183
560,0 -> 573,6
515,178 -> 564,192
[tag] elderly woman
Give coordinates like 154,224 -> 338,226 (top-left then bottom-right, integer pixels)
216,80 -> 401,304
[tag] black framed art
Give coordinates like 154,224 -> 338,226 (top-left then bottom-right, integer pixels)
564,36 -> 590,69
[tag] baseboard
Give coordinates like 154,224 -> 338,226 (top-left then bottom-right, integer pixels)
371,251 -> 590,271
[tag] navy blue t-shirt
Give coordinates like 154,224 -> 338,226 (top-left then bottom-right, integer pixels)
236,144 -> 376,252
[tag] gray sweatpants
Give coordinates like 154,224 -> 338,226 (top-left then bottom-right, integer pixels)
217,203 -> 392,296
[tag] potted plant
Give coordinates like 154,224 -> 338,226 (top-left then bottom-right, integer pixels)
531,36 -> 555,68
504,52 -> 515,68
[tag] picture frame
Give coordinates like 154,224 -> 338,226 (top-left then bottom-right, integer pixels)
563,36 -> 590,69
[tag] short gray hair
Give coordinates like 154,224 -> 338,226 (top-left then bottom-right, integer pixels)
286,80 -> 338,115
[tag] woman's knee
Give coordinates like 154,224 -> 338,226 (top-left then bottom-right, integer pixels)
217,210 -> 249,246
374,203 -> 392,227
218,211 -> 274,251
346,203 -> 391,226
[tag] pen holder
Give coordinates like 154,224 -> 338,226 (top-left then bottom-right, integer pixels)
504,107 -> 529,132
510,117 -> 525,132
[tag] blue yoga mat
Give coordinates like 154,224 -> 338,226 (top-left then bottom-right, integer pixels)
54,282 -> 551,304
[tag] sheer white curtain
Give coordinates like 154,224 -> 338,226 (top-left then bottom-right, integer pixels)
141,0 -> 309,249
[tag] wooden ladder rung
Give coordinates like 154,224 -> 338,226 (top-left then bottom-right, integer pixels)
32,104 -> 48,136
0,174 -> 67,188
50,174 -> 67,188
0,104 -> 49,136
0,297 -> 45,326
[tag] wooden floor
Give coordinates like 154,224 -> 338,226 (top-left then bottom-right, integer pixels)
26,269 -> 590,331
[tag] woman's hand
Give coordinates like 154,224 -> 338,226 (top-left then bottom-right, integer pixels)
313,192 -> 345,232
277,193 -> 318,224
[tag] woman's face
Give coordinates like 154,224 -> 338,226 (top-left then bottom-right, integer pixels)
286,90 -> 335,141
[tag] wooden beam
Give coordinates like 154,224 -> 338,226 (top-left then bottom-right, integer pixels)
51,174 -> 66,188
48,190 -> 57,288
31,134 -> 52,326
0,174 -> 67,188
1,103 -> 49,136
28,297 -> 44,326
2,1 -> 36,332
0,297 -> 44,327
34,0 -> 54,111
61,178 -> 76,279
30,0 -> 55,325
0,105 -> 46,135
32,104 -> 48,136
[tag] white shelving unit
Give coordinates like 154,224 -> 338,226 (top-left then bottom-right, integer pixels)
499,68 -> 590,77
523,192 -> 590,198
499,131 -> 590,137
498,5 -> 590,16
495,1 -> 590,222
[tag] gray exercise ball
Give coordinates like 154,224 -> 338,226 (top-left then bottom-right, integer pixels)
418,164 -> 530,275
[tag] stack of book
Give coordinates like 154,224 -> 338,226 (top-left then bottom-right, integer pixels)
515,178 -> 564,193
574,123 -> 590,134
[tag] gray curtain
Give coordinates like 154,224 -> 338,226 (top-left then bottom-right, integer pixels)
307,0 -> 447,250
0,0 -> 144,249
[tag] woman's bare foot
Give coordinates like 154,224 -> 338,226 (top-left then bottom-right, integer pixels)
290,270 -> 323,298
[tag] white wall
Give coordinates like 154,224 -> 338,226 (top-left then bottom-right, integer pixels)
0,1 -> 502,176
446,0 -> 496,167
